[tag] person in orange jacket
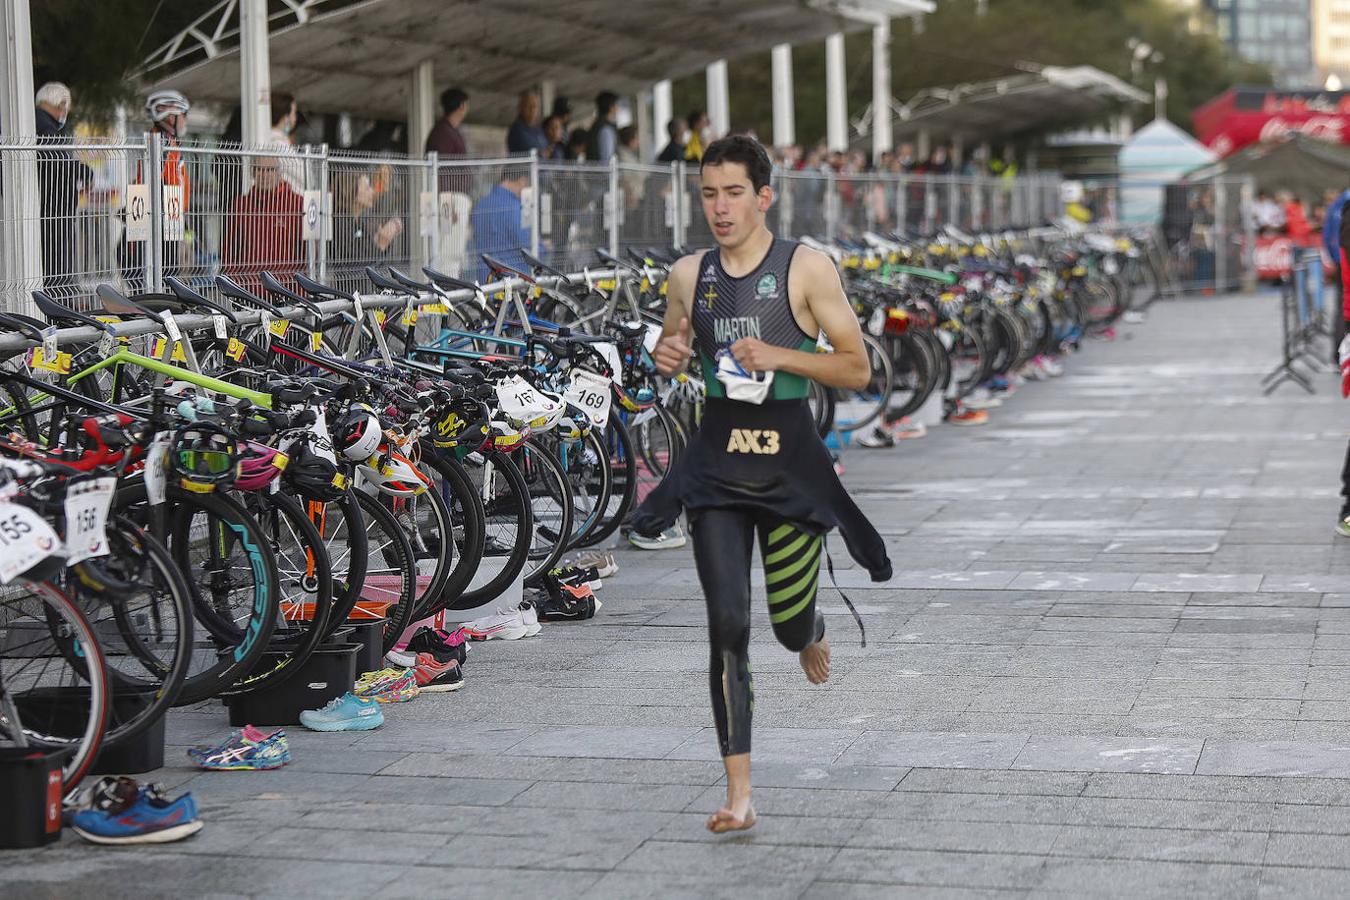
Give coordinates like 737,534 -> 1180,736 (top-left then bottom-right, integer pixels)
120,90 -> 192,293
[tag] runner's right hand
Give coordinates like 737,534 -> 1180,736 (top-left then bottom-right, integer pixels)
653,317 -> 692,376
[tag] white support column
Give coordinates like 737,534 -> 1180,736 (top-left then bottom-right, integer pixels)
771,43 -> 796,149
408,59 -> 435,158
239,0 -> 272,146
871,20 -> 892,161
825,33 -> 847,152
636,90 -> 653,161
540,80 -> 556,118
653,79 -> 673,145
0,0 -> 40,312
706,60 -> 730,138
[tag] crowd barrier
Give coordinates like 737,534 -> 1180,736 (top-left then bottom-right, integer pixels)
0,133 -> 1063,315
1263,247 -> 1333,395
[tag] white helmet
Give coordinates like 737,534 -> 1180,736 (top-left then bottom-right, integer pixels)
332,407 -> 383,462
146,89 -> 190,123
356,451 -> 428,497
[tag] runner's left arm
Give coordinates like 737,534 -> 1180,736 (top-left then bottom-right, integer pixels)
728,249 -> 869,390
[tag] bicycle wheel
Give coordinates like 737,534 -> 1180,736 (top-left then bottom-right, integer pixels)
71,519 -> 192,746
114,481 -> 280,705
517,441 -> 573,584
376,478 -> 453,625
455,452 -> 532,609
308,492 -> 368,635
538,430 -> 611,550
884,330 -> 936,422
227,492 -> 334,694
354,492 -> 417,652
581,416 -> 637,548
1,581 -> 109,792
411,450 -> 486,618
830,332 -> 894,433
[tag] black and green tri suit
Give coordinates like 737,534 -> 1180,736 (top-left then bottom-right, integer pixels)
632,238 -> 892,757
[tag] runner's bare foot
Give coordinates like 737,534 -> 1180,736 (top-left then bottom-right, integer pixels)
800,636 -> 830,684
706,794 -> 757,833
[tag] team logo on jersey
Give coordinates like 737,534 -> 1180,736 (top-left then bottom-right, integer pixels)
755,273 -> 778,299
702,285 -> 718,308
726,428 -> 781,455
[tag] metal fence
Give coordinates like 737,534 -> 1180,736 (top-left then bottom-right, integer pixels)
1,137 -> 1068,313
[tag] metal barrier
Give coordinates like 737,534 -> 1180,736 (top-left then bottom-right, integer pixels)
0,136 -> 1069,313
1262,247 -> 1332,395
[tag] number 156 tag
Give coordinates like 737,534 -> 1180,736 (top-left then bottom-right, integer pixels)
63,477 -> 115,566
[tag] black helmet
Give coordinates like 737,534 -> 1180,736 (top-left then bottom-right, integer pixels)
283,443 -> 350,503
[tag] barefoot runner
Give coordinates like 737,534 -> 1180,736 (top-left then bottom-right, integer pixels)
631,135 -> 892,833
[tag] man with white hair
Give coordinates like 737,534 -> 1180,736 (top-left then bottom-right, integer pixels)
35,82 -> 82,295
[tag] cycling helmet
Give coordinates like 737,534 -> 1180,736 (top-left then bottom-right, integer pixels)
715,350 -> 773,405
489,420 -> 527,451
235,442 -> 288,491
332,406 -> 382,462
356,449 -> 428,497
284,443 -> 350,503
145,89 -> 190,123
613,382 -> 656,413
430,398 -> 489,449
169,422 -> 238,492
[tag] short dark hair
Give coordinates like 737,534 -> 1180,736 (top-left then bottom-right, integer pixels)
667,117 -> 686,140
440,87 -> 468,116
551,96 -> 572,118
270,91 -> 295,127
687,109 -> 707,127
618,124 -> 638,146
701,135 -> 773,193
566,129 -> 589,149
596,91 -> 619,117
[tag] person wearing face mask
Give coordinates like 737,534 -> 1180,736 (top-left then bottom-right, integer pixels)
657,117 -> 688,163
34,81 -> 85,297
268,91 -> 305,192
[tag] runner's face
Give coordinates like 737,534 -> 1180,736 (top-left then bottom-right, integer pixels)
701,162 -> 771,249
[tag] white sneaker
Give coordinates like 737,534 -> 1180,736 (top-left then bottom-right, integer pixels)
571,551 -> 618,578
518,600 -> 542,636
385,647 -> 417,668
463,607 -> 529,641
628,525 -> 687,550
962,388 -> 1003,411
1038,357 -> 1064,377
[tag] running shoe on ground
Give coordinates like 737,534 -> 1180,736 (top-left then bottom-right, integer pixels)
1337,516 -> 1350,538
987,376 -> 1014,394
414,650 -> 465,692
946,408 -> 989,427
355,667 -> 418,703
404,626 -> 469,665
1037,356 -> 1065,377
384,646 -> 417,668
963,388 -> 1003,411
628,525 -> 687,550
538,579 -> 598,621
299,693 -> 384,732
187,725 -> 291,770
889,419 -> 927,440
570,550 -> 618,578
462,606 -> 530,641
855,425 -> 894,449
551,564 -> 602,592
69,782 -> 202,845
519,598 -> 542,636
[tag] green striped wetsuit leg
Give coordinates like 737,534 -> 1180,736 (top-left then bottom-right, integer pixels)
758,516 -> 826,654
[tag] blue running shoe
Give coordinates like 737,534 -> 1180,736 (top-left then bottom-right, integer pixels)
188,724 -> 291,770
299,692 -> 384,732
70,782 -> 202,845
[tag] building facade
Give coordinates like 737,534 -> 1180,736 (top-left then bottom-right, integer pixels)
1206,0 -> 1316,87
1314,0 -> 1350,84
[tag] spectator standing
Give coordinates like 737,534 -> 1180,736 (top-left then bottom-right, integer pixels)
330,169 -> 404,291
268,91 -> 304,192
121,90 -> 191,292
221,156 -> 303,293
34,81 -> 83,297
587,91 -> 620,164
657,117 -> 687,163
616,125 -> 645,220
1254,191 -> 1285,234
507,90 -> 548,155
684,109 -> 710,162
541,115 -> 567,160
426,87 -> 471,275
467,170 -> 531,281
551,96 -> 574,139
565,129 -> 589,161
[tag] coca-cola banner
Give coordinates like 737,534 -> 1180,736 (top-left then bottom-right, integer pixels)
1255,235 -> 1294,280
1194,88 -> 1350,157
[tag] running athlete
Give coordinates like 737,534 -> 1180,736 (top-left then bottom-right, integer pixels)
632,136 -> 892,834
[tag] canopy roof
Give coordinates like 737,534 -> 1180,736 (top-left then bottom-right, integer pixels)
892,66 -> 1150,141
1119,118 -> 1217,177
140,0 -> 933,124
1186,132 -> 1350,196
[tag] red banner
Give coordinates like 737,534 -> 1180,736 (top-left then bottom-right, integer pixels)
1255,235 -> 1293,280
1194,89 -> 1350,157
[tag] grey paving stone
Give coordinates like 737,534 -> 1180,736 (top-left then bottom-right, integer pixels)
1012,736 -> 1203,774
510,779 -> 708,812
1033,857 -> 1262,898
385,866 -> 604,899
823,847 -> 1050,889
847,817 -> 1062,854
837,731 -> 1030,769
503,724 -> 700,759
1050,824 -> 1267,864
1197,741 -> 1350,778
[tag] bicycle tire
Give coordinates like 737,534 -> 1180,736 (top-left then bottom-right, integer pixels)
519,439 -> 574,584
411,449 -> 486,618
455,451 -> 532,609
352,492 -> 418,653
582,416 -> 638,547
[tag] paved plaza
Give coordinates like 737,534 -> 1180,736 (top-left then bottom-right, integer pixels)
7,291 -> 1350,897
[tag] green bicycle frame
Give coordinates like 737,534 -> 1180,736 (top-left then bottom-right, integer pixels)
67,349 -> 273,409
